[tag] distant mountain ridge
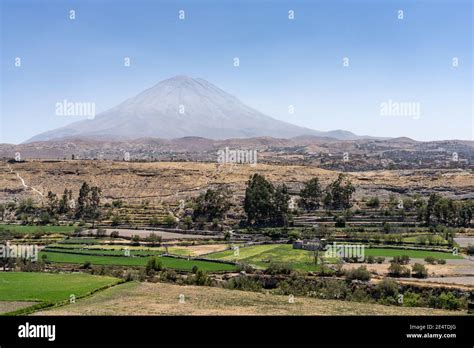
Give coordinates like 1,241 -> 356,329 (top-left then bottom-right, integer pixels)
26,76 -> 366,143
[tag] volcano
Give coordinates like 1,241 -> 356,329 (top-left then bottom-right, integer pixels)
26,75 -> 359,142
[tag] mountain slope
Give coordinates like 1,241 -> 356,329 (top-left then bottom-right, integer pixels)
26,76 -> 358,142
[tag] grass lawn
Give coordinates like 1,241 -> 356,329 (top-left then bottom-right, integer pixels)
40,251 -> 236,272
364,248 -> 462,259
0,272 -> 121,303
206,244 -> 330,272
206,244 -> 463,271
43,247 -> 164,257
0,224 -> 76,234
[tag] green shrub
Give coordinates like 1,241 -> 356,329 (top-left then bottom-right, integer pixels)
424,256 -> 436,264
376,256 -> 385,264
390,255 -> 410,265
334,216 -> 346,228
265,262 -> 293,275
429,292 -> 460,310
345,266 -> 371,281
375,278 -> 399,299
388,262 -> 411,277
403,290 -> 422,307
412,263 -> 428,278
146,257 -> 163,274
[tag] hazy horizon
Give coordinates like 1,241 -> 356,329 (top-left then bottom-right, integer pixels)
1,0 -> 472,144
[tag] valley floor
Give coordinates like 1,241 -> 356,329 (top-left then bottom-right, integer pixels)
35,281 -> 459,316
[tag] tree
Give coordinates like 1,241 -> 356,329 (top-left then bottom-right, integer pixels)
244,174 -> 275,226
88,186 -> 102,227
58,189 -> 72,215
325,174 -> 355,210
334,215 -> 346,227
76,182 -> 90,219
46,191 -> 58,216
145,232 -> 162,247
272,184 -> 290,226
300,178 -> 323,211
193,186 -> 231,222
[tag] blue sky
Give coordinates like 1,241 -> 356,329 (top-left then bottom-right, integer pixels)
1,0 -> 472,143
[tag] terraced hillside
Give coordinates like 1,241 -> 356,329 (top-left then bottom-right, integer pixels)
1,160 -> 472,206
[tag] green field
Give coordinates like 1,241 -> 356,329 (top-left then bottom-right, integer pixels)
0,272 -> 121,303
363,248 -> 462,259
0,224 -> 76,234
44,247 -> 164,257
40,251 -> 236,272
206,244 -> 329,271
206,244 -> 462,271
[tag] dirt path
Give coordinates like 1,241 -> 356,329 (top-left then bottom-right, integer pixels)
7,164 -> 44,198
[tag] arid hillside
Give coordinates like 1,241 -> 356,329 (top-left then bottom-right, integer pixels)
1,160 -> 472,204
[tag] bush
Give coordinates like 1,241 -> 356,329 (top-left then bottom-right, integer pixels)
437,258 -> 446,265
110,230 -> 120,238
366,197 -> 380,208
160,269 -> 177,282
146,257 -> 163,274
192,270 -> 210,286
226,275 -> 263,292
131,234 -> 140,246
429,292 -> 460,310
376,257 -> 385,264
82,261 -> 92,269
288,230 -> 301,242
265,262 -> 292,275
236,263 -> 254,273
412,263 -> 428,278
320,279 -> 349,300
375,278 -> 399,299
424,256 -> 436,264
466,245 -> 474,256
390,255 -> 410,265
402,290 -> 422,307
334,216 -> 346,228
388,262 -> 411,277
345,266 -> 371,281
163,214 -> 178,226
366,255 -> 375,264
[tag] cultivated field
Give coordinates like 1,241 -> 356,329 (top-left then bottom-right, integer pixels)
40,251 -> 237,272
206,244 -> 463,271
0,272 -> 121,314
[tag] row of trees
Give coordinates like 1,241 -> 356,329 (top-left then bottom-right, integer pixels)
190,174 -> 356,228
45,182 -> 102,225
299,174 -> 355,211
421,193 -> 472,227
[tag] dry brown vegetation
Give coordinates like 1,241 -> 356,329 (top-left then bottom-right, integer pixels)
1,160 -> 472,205
34,281 -> 459,316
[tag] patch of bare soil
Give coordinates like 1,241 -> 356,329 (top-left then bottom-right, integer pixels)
0,301 -> 37,314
